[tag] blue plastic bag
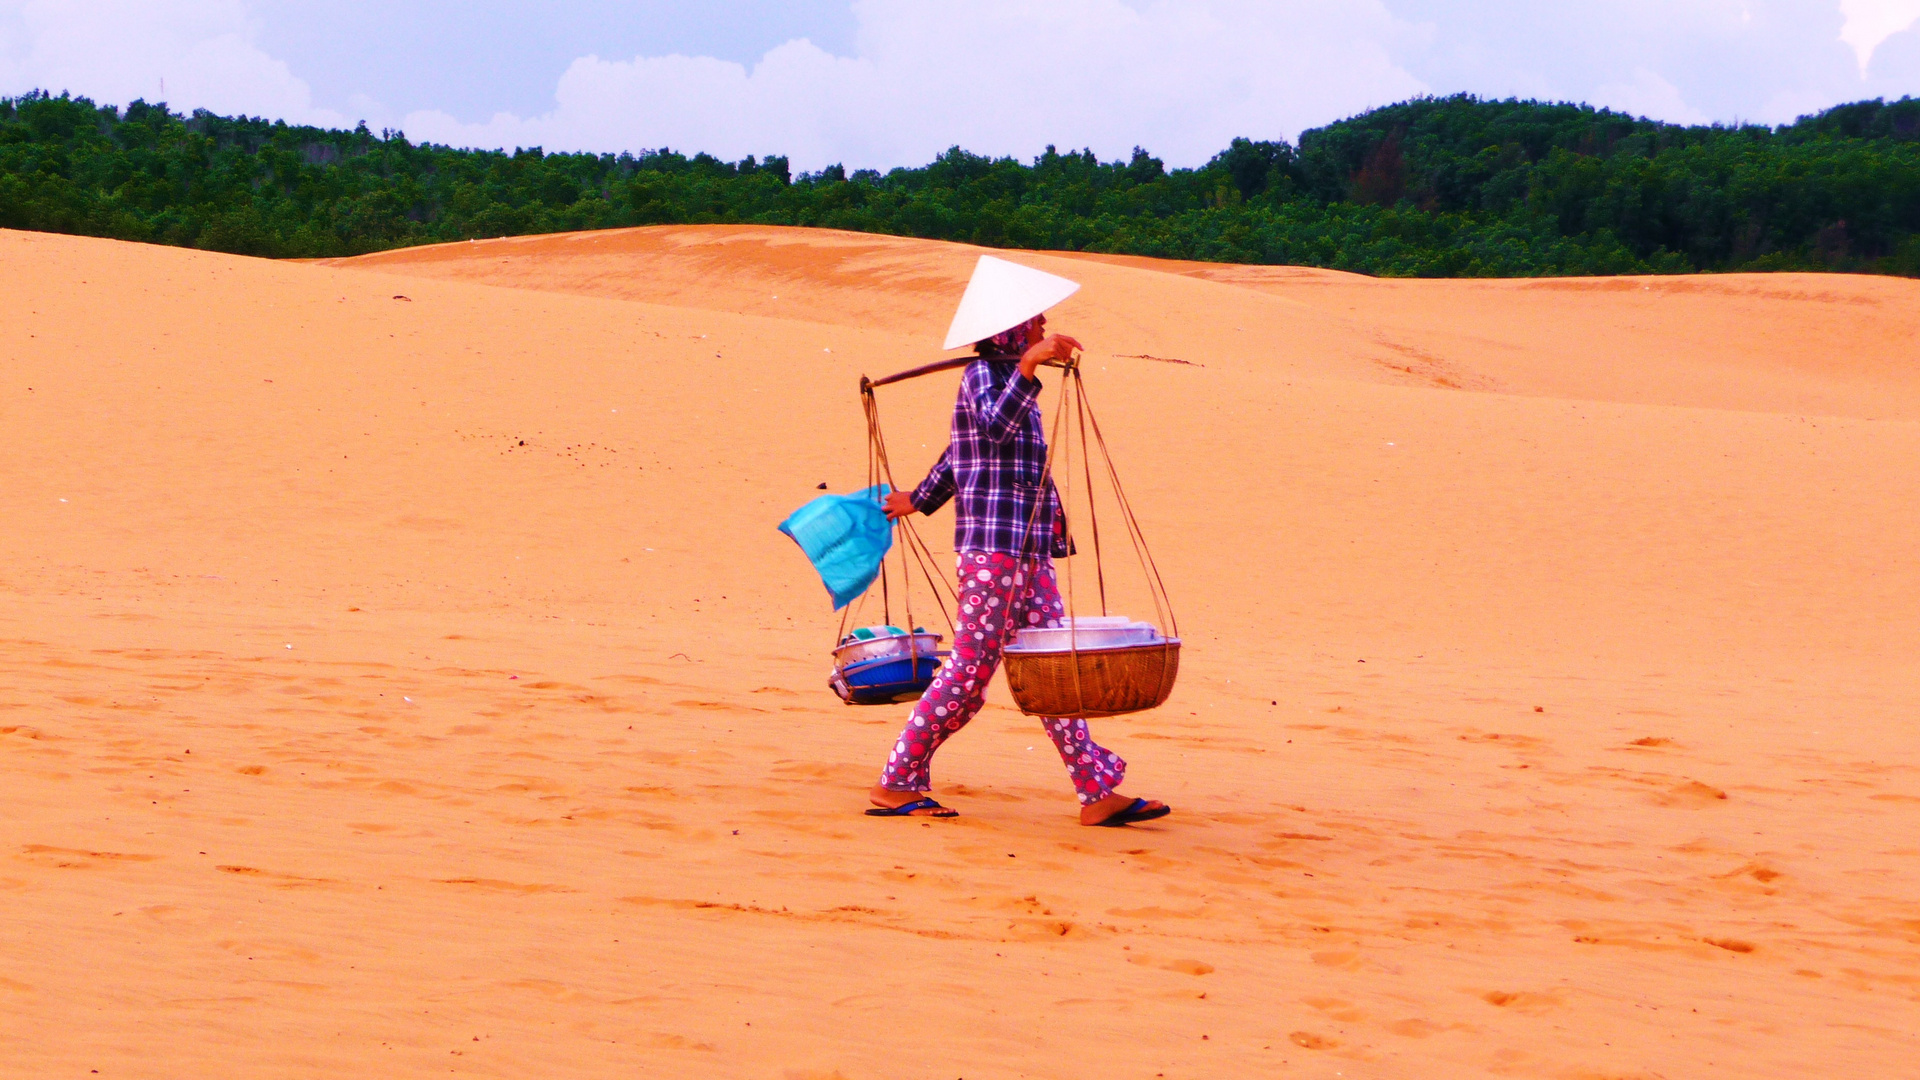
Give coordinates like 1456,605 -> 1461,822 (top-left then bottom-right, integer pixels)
778,484 -> 894,610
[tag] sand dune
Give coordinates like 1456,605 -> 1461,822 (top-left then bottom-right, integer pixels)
5,224 -> 1919,1078
333,224 -> 1920,419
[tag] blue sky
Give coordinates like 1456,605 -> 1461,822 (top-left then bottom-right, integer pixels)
247,1 -> 859,120
3,1 -> 1918,169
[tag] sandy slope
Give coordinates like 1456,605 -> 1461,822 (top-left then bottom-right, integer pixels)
4,224 -> 1919,1079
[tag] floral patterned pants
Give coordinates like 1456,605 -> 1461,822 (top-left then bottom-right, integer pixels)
879,551 -> 1127,805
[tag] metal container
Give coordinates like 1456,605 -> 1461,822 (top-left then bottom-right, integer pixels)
830,652 -> 949,705
830,629 -> 948,706
1003,617 -> 1166,654
832,630 -> 945,667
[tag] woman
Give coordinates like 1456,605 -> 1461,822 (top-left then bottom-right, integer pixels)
866,311 -> 1171,827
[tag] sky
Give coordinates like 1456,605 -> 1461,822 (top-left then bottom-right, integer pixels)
2,0 -> 1918,170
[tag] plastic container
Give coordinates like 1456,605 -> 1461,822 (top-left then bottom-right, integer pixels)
829,627 -> 948,705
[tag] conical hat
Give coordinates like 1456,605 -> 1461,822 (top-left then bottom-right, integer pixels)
942,255 -> 1081,351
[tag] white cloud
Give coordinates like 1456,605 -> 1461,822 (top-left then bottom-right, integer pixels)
401,0 -> 1430,169
1592,67 -> 1711,125
0,0 -> 345,125
4,1 -> 1916,171
1839,0 -> 1920,72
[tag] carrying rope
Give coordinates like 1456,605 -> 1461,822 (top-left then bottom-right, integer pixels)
1075,369 -> 1177,639
838,378 -> 957,692
998,354 -> 1177,717
859,352 -> 1176,718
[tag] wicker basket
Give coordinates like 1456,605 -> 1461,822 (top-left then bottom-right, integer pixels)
1002,639 -> 1180,719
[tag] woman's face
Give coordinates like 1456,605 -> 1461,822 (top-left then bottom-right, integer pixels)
1025,314 -> 1047,347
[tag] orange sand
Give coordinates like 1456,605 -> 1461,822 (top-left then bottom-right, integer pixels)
4,224 -> 1918,1078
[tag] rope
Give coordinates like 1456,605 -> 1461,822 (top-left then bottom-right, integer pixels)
1048,361 -> 1088,717
899,512 -> 956,630
1076,374 -> 1178,638
859,381 -> 958,672
1073,367 -> 1108,616
857,351 -> 1175,720
998,353 -> 1085,715
1075,370 -> 1177,689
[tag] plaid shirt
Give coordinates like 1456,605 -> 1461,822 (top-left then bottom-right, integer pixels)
910,356 -> 1070,558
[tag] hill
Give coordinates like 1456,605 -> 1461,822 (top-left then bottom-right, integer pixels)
4,90 -> 1919,275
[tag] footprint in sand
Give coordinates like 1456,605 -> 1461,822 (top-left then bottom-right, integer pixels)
1303,996 -> 1367,1022
1480,990 -> 1561,1013
1655,780 -> 1728,806
1712,861 -> 1783,889
215,865 -> 341,888
1310,950 -> 1364,971
1126,954 -> 1215,975
1289,1031 -> 1338,1050
19,844 -> 161,869
433,877 -> 577,894
1003,917 -> 1080,940
1390,1018 -> 1447,1038
644,1033 -> 716,1052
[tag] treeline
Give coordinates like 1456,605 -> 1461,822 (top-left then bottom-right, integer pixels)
3,89 -> 1918,276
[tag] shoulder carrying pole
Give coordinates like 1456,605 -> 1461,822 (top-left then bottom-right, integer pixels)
864,355 -> 1074,391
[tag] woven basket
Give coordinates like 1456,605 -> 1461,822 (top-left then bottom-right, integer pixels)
1002,640 -> 1180,719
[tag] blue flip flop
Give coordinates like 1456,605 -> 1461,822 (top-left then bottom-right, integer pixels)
865,797 -> 958,818
1089,797 -> 1171,827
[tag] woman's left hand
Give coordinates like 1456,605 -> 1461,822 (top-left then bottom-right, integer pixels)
882,491 -> 916,520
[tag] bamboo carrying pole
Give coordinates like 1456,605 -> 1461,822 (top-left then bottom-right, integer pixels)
864,354 -> 1075,391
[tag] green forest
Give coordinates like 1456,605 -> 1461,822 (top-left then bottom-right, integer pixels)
3,89 -> 1918,277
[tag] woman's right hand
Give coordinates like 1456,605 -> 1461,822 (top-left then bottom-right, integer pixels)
1020,333 -> 1083,380
882,491 -> 916,520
